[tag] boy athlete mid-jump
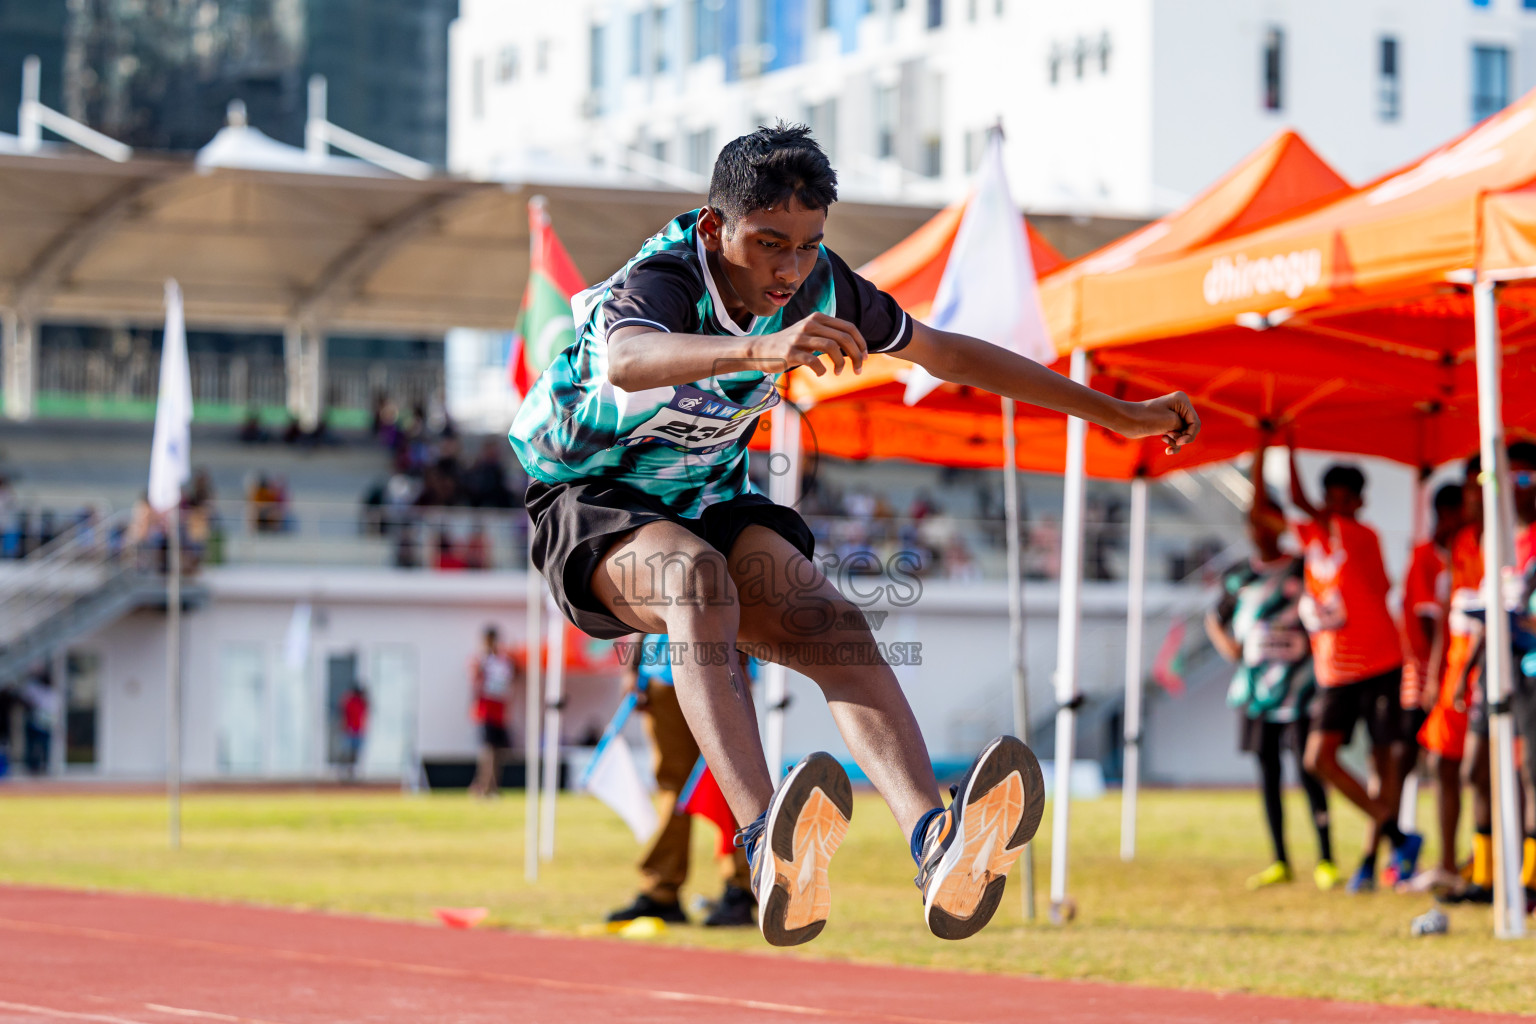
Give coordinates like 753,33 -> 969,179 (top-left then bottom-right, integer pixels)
510,125 -> 1200,946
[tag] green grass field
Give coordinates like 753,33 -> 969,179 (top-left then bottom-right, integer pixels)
0,788 -> 1532,1014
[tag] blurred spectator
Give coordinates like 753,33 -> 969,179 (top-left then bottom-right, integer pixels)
128,493 -> 167,571
469,626 -> 522,798
463,522 -> 490,571
248,474 -> 286,533
434,528 -> 467,570
19,669 -> 59,776
238,408 -> 269,444
461,440 -> 516,508
943,535 -> 982,581
339,683 -> 369,782
184,468 -> 219,568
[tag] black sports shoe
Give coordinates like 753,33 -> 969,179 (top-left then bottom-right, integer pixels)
1437,883 -> 1494,905
742,751 -> 853,947
703,883 -> 756,927
606,893 -> 688,924
915,735 -> 1045,940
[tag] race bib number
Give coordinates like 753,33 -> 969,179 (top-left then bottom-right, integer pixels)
616,384 -> 778,455
1298,590 -> 1347,633
1242,623 -> 1309,666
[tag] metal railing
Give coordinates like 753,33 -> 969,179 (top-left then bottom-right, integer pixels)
35,348 -> 444,413
0,508 -> 137,652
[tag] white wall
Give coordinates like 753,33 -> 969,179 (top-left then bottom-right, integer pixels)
1151,0 -> 1536,208
67,565 -> 1201,782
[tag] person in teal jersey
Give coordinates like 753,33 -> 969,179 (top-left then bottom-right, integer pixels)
512,123 -> 1201,947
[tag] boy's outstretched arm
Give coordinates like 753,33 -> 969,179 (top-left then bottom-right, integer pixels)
901,322 -> 1200,455
1286,444 -> 1320,520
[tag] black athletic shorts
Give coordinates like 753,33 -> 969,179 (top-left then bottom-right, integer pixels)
1400,706 -> 1429,749
525,478 -> 816,640
1310,667 -> 1403,746
1238,711 -> 1311,757
481,722 -> 511,749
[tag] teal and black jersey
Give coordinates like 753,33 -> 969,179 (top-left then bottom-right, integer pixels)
1217,555 -> 1315,723
509,210 -> 913,518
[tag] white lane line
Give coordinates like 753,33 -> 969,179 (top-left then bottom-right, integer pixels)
0,1000 -> 147,1024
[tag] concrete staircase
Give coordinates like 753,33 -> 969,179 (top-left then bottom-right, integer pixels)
0,511 -> 207,686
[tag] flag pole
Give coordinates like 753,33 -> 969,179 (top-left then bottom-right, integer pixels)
539,592 -> 566,861
1120,473 -> 1149,861
1049,348 -> 1090,924
1000,397 -> 1036,919
166,504 -> 182,850
1472,277 -> 1526,938
763,397 -> 801,785
524,563 -> 543,883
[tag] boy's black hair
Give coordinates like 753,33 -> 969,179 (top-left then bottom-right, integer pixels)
1321,463 -> 1366,497
1508,440 -> 1536,470
1433,484 -> 1464,514
1465,452 -> 1482,483
708,122 -> 838,227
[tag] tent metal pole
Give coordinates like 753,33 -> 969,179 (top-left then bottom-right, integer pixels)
1049,348 -> 1089,922
539,590 -> 565,861
1120,474 -> 1149,862
1472,278 -> 1526,939
2,308 -> 36,422
524,564 -> 543,882
1000,397 -> 1036,920
166,504 -> 182,851
763,400 -> 800,786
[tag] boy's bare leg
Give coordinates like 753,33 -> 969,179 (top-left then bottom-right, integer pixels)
590,521 -> 775,825
1305,730 -> 1395,823
1435,754 -> 1464,873
727,526 -> 942,838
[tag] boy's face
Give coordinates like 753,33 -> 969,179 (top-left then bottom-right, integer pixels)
1323,485 -> 1363,517
698,197 -> 828,318
1246,503 -> 1287,551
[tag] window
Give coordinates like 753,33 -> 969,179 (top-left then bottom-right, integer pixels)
968,0 -> 978,22
927,0 -> 943,30
536,39 -> 551,74
921,135 -> 942,177
874,85 -> 897,159
817,0 -> 833,30
471,56 -> 485,118
590,24 -> 606,91
1472,45 -> 1510,122
651,138 -> 670,165
1073,36 -> 1088,79
1048,44 -> 1062,85
686,128 -> 715,175
807,98 -> 838,160
1378,36 -> 1400,121
1262,26 -> 1284,112
996,0 -> 1004,13
691,0 -> 722,60
495,46 -> 518,83
630,11 -> 644,76
654,7 -> 670,73
1099,32 -> 1112,74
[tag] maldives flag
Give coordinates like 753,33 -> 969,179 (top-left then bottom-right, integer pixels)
678,757 -> 738,857
510,197 -> 586,397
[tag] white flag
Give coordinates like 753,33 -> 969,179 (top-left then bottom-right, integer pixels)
905,135 -> 1055,405
147,280 -> 193,512
583,734 -> 658,842
284,602 -> 313,671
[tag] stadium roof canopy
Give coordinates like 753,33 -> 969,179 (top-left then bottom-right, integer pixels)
0,145 -> 963,336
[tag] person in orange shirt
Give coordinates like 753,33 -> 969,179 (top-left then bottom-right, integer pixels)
1290,452 -> 1421,893
1396,482 -> 1466,893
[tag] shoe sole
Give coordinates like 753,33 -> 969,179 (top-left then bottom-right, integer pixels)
757,752 -> 853,947
924,736 -> 1045,941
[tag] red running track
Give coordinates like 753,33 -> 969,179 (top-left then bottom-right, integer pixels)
0,886 -> 1524,1024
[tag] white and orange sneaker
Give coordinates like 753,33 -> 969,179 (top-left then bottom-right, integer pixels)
739,752 -> 853,947
915,735 -> 1045,940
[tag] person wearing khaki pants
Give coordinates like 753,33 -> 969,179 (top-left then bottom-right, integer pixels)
608,634 -> 755,927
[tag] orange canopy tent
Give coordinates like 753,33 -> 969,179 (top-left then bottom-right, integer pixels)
1033,92 -> 1536,471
